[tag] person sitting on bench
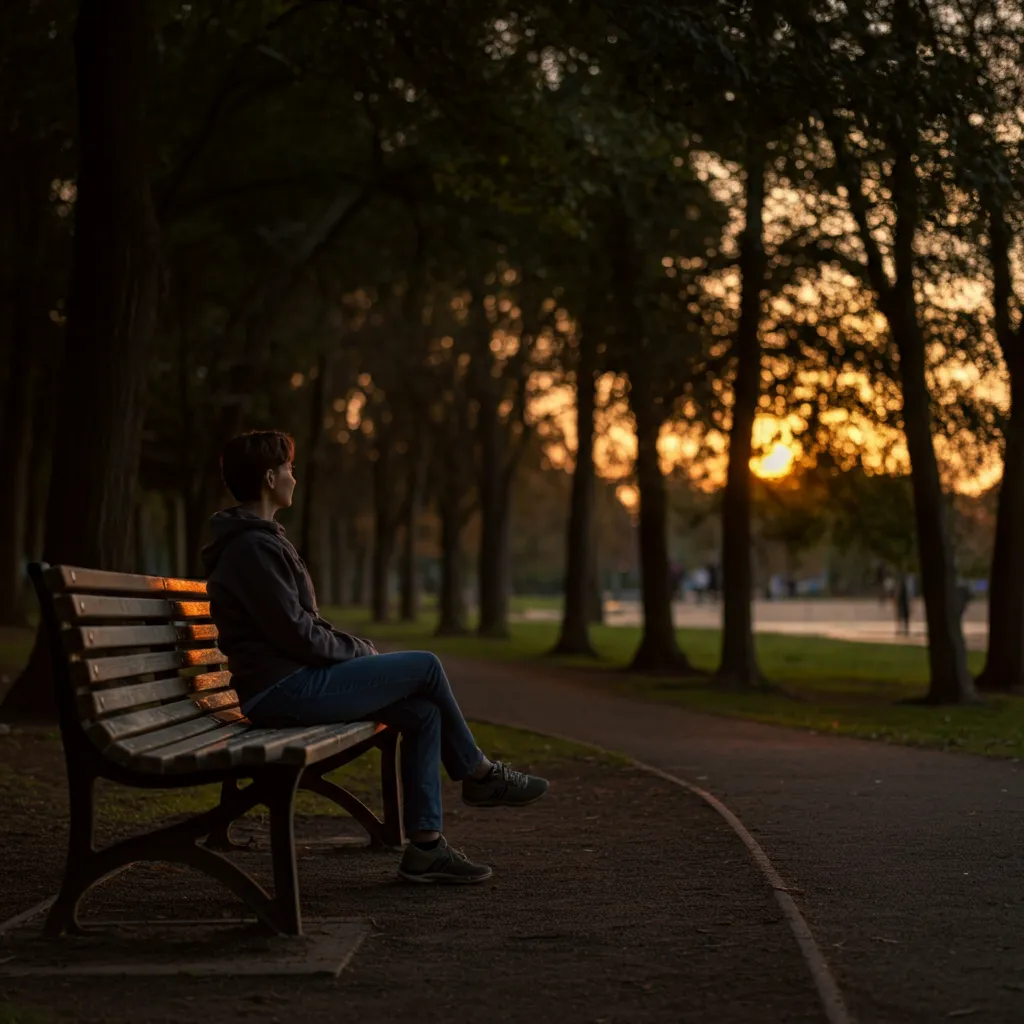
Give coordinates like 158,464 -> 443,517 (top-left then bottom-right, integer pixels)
202,430 -> 548,884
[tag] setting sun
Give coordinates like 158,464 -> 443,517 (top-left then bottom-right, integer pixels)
751,441 -> 795,480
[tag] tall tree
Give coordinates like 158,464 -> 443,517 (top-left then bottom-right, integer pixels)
0,4 -> 75,625
2,0 -> 161,720
716,134 -> 768,687
808,0 -> 976,703
950,5 -> 1024,693
550,325 -> 600,657
607,191 -> 696,672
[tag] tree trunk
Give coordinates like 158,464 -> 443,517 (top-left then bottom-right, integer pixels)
892,296 -> 974,702
24,372 -> 58,573
330,516 -> 347,607
371,515 -> 393,623
355,526 -> 372,608
298,351 -> 329,574
551,335 -> 599,657
977,202 -> 1024,692
167,492 -> 187,578
399,486 -> 421,623
436,493 -> 469,635
0,131 -> 58,625
886,135 -> 974,704
605,186 -> 693,672
716,139 -> 767,688
979,395 -> 1024,692
0,340 -> 36,624
436,426 -> 470,637
2,0 -> 160,722
371,438 -> 395,624
476,397 -> 511,638
630,389 -> 691,671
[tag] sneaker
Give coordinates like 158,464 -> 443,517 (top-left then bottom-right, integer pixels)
462,761 -> 549,808
397,836 -> 493,884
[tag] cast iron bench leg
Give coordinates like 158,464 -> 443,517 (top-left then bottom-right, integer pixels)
265,767 -> 303,936
45,769 -> 96,936
207,778 -> 251,850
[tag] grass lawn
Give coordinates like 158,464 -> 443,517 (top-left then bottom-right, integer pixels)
4,605 -> 1020,761
325,605 -> 1024,760
0,627 -> 34,680
0,1005 -> 54,1024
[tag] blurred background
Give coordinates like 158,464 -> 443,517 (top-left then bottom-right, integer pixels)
2,0 -> 1022,713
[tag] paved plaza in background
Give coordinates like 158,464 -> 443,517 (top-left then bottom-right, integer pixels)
518,598 -> 990,651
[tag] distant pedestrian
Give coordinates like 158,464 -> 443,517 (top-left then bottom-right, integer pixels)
895,575 -> 911,636
668,560 -> 685,601
706,563 -> 719,601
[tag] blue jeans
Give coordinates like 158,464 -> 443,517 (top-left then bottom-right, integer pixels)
244,651 -> 484,834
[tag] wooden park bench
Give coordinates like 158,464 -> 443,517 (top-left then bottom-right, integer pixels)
29,562 -> 404,938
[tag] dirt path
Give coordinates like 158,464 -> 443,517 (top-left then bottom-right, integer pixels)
0,732 -> 823,1024
436,653 -> 1024,1024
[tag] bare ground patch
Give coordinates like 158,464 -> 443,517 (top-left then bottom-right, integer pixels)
0,728 -> 822,1024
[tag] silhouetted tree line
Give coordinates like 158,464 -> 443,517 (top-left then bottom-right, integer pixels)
2,0 -> 1022,718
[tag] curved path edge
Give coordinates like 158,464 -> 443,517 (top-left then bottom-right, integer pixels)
479,715 -> 855,1024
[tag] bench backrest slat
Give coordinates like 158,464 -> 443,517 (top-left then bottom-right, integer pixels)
192,689 -> 238,713
56,594 -> 211,622
45,565 -> 208,597
65,623 -> 219,652
75,647 -> 226,685
192,670 -> 232,691
34,563 -> 250,773
86,677 -> 193,716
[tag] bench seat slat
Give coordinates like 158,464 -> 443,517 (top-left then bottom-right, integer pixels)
234,724 -> 366,766
106,715 -> 225,760
133,722 -> 254,773
76,647 -> 225,684
89,698 -> 208,745
65,623 -> 219,652
56,594 -> 211,622
279,722 -> 382,765
157,726 -> 275,772
189,722 -> 375,771
46,565 -> 208,597
129,723 -> 363,774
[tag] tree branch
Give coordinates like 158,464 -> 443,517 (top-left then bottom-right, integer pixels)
822,117 -> 894,306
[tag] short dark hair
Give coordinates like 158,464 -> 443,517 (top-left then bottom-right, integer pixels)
220,430 -> 295,502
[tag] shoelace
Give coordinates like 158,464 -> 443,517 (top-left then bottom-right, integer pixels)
493,761 -> 529,788
431,838 -> 471,864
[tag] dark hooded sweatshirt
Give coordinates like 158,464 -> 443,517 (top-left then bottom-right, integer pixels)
202,508 -> 373,708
